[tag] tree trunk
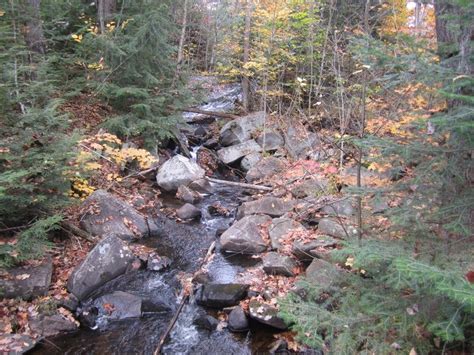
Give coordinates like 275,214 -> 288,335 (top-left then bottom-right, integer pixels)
241,0 -> 252,112
97,0 -> 116,34
177,0 -> 188,65
22,0 -> 45,54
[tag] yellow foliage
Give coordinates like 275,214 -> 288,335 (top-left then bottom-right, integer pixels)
71,33 -> 83,43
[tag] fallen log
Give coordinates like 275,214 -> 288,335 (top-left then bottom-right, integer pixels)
181,107 -> 240,120
60,222 -> 97,243
205,177 -> 272,191
153,242 -> 216,355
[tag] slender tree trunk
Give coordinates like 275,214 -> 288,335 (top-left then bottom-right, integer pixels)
22,0 -> 45,54
177,0 -> 188,65
97,0 -> 116,34
241,0 -> 252,112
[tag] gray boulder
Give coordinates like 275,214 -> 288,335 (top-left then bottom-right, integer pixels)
217,140 -> 262,164
156,155 -> 205,191
193,314 -> 219,331
290,178 -> 328,199
30,314 -> 78,337
0,334 -> 38,354
67,235 -> 134,300
256,130 -> 284,151
285,126 -> 320,159
322,199 -> 355,217
220,215 -> 271,254
249,299 -> 287,330
318,218 -> 358,239
304,258 -> 342,290
292,236 -> 338,261
176,203 -> 201,220
80,189 -> 156,240
189,178 -> 213,193
228,306 -> 249,332
269,217 -> 305,250
241,152 -> 262,171
246,157 -> 286,182
176,185 -> 202,204
220,111 -> 265,146
195,283 -> 249,308
94,291 -> 142,319
0,259 -> 52,300
263,252 -> 297,277
237,197 -> 294,219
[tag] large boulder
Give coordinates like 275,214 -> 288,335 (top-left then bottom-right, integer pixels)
80,190 -> 156,241
217,140 -> 262,164
256,130 -> 284,151
156,155 -> 205,191
285,126 -> 320,159
269,217 -> 305,250
67,235 -> 134,300
220,215 -> 271,254
94,291 -> 142,319
30,314 -> 78,337
237,197 -> 294,220
318,218 -> 358,239
195,283 -> 249,308
228,306 -> 249,332
249,299 -> 287,330
1,259 -> 52,300
304,258 -> 343,290
321,199 -> 355,217
241,152 -> 262,171
290,178 -> 328,199
246,157 -> 286,182
220,111 -> 265,146
263,252 -> 297,277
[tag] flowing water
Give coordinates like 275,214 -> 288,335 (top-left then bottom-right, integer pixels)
31,80 -> 280,354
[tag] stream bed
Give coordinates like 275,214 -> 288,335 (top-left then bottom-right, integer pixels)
31,79 -> 281,354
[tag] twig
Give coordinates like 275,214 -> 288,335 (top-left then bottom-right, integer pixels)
153,242 -> 216,354
60,222 -> 97,243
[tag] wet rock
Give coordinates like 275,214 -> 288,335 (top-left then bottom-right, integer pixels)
285,126 -> 320,159
220,215 -> 271,254
269,217 -> 305,250
263,252 -> 297,277
237,197 -> 294,220
79,189 -> 157,241
318,218 -> 358,239
246,157 -> 286,182
249,299 -> 287,330
94,291 -> 142,319
67,235 -> 134,301
304,258 -> 342,290
321,198 -> 355,217
290,178 -> 328,199
189,178 -> 213,193
256,130 -> 284,151
30,314 -> 78,337
156,155 -> 205,191
292,236 -> 338,261
176,185 -> 202,204
195,283 -> 249,308
78,306 -> 98,328
220,111 -> 265,146
176,203 -> 202,220
203,137 -> 219,149
241,152 -> 262,171
228,306 -> 249,332
0,334 -> 38,354
192,271 -> 212,285
217,140 -> 262,164
193,314 -> 219,331
0,259 -> 52,300
147,253 -> 171,272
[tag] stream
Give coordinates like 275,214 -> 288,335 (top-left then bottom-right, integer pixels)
31,79 -> 280,354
